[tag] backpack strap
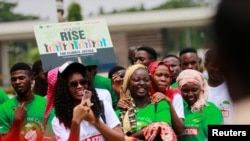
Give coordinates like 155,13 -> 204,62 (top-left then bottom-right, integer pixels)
100,100 -> 106,124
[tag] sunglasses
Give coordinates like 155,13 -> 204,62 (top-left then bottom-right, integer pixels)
68,78 -> 89,87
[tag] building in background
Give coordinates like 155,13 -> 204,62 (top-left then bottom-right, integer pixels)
0,0 -> 219,87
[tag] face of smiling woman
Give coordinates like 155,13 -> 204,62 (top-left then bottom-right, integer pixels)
68,72 -> 89,101
181,82 -> 202,106
128,68 -> 151,99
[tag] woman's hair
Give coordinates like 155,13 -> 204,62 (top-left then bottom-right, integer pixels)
54,62 -> 102,129
176,69 -> 208,112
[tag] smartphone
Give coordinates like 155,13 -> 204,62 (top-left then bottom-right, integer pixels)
82,90 -> 92,100
82,90 -> 93,107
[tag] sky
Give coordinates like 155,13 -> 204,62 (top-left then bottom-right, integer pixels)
7,0 -> 167,22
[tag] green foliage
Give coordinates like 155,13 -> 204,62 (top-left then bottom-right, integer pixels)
66,2 -> 83,21
165,27 -> 212,54
152,0 -> 199,10
112,9 -> 117,14
139,4 -> 145,11
28,47 -> 40,61
119,6 -> 144,13
99,7 -> 105,15
98,0 -> 203,15
0,1 -> 38,22
0,1 -> 40,68
8,40 -> 40,67
102,4 -> 145,15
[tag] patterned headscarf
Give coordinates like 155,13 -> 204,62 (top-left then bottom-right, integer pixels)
44,67 -> 59,125
120,64 -> 148,134
176,69 -> 208,112
143,122 -> 177,141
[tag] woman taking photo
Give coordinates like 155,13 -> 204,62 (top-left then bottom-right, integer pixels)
51,61 -> 124,141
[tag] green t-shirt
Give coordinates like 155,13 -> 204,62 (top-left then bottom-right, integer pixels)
0,94 -> 46,141
94,74 -> 118,109
116,100 -> 172,133
171,82 -> 178,88
0,88 -> 9,105
178,102 -> 223,141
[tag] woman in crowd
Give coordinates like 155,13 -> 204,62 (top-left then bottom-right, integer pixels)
116,64 -> 176,140
51,61 -> 124,141
177,69 -> 223,141
148,61 -> 184,135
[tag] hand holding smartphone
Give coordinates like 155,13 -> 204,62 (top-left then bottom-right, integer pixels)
82,90 -> 93,107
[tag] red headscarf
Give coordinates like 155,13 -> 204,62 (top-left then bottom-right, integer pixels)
148,61 -> 180,101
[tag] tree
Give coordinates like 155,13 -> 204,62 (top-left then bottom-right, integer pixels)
8,40 -> 40,67
151,0 -> 199,10
99,6 -> 105,15
139,4 -> 145,11
0,1 -> 40,67
0,1 -> 38,22
66,2 -> 83,21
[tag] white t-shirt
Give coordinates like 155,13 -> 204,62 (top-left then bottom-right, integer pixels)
52,100 -> 120,141
172,93 -> 185,119
96,88 -> 112,106
207,81 -> 234,124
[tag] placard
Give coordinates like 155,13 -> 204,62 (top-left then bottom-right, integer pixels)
34,19 -> 117,72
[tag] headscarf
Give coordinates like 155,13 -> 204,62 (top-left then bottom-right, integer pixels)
176,69 -> 208,112
148,61 -> 179,101
125,122 -> 177,141
44,67 -> 59,125
120,64 -> 148,134
143,122 -> 177,141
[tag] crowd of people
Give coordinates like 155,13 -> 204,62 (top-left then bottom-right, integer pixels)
0,0 -> 250,140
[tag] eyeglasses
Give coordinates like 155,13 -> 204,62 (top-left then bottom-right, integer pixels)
68,78 -> 89,87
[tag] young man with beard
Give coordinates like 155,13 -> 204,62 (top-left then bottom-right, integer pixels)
0,62 -> 46,141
